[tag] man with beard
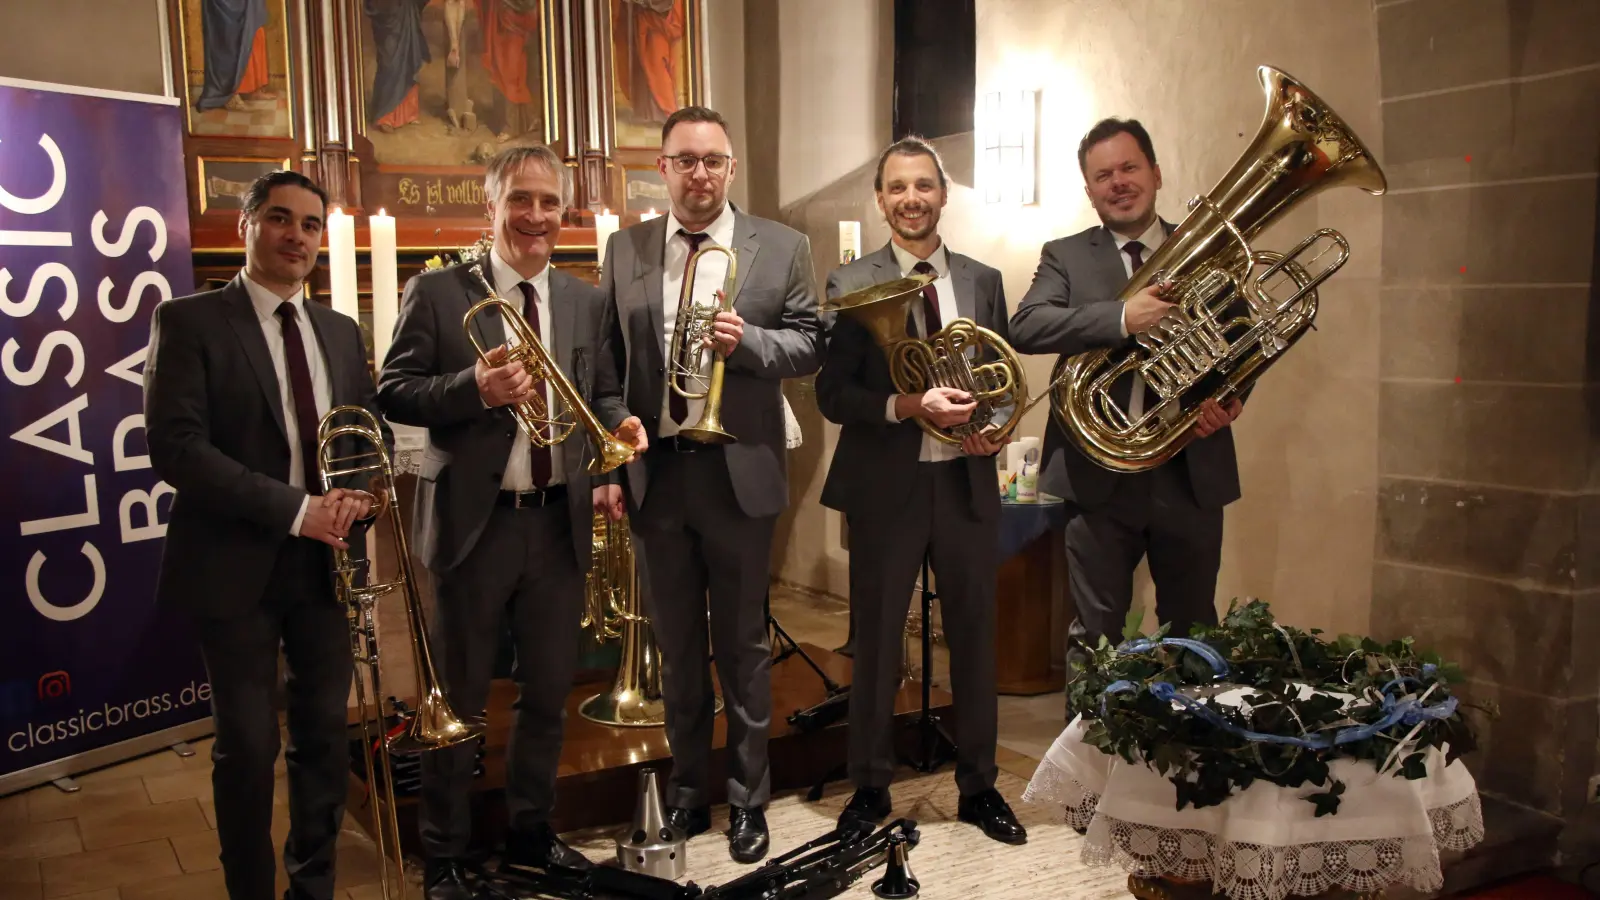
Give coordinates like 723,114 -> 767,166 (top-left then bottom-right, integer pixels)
144,170 -> 379,900
591,105 -> 822,864
1008,118 -> 1245,719
815,136 -> 1027,846
377,144 -> 647,899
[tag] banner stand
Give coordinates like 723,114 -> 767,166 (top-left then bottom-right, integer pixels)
0,719 -> 213,796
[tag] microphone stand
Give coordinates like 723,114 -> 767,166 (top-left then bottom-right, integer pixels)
901,553 -> 956,773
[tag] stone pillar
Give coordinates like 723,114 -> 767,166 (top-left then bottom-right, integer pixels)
1369,0 -> 1600,885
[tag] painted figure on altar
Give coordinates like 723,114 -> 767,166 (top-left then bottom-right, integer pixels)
183,0 -> 294,138
360,0 -> 547,166
610,0 -> 690,148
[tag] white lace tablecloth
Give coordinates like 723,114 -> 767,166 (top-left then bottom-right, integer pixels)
1022,716 -> 1484,900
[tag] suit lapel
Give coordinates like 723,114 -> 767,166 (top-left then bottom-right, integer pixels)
636,217 -> 668,362
1089,226 -> 1132,294
729,211 -> 760,307
223,277 -> 289,440
301,299 -> 348,405
548,268 -> 577,377
460,262 -> 502,354
948,251 -> 977,323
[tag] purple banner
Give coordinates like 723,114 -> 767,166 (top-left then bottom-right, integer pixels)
0,80 -> 209,786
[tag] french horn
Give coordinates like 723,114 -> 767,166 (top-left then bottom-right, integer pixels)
1051,65 -> 1387,471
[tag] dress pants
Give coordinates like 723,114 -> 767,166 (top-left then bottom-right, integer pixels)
846,459 -> 999,798
631,445 -> 775,810
195,538 -> 350,900
418,499 -> 583,858
1062,452 -> 1224,711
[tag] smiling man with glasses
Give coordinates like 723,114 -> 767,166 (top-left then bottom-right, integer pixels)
591,105 -> 822,865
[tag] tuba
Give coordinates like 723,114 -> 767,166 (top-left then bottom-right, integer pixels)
578,510 -> 722,726
667,244 -> 738,444
462,255 -> 636,475
1050,65 -> 1387,471
823,274 -> 1035,445
316,405 -> 486,900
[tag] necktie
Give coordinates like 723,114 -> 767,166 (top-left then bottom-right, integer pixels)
518,282 -> 553,488
909,260 -> 942,338
1122,241 -> 1149,420
275,301 -> 322,495
673,230 -> 709,424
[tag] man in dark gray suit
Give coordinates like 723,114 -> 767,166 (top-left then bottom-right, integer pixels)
145,170 -> 380,900
376,145 -> 643,899
1009,118 -> 1246,717
817,137 -> 1027,846
591,105 -> 822,864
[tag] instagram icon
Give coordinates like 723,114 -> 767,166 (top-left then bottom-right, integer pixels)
37,672 -> 70,701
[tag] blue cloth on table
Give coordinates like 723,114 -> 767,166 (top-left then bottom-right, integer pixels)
997,497 -> 1068,561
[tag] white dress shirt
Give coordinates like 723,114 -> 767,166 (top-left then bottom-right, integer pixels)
1113,218 -> 1169,422
486,248 -> 563,490
882,241 -> 965,463
242,270 -> 332,537
659,203 -> 737,437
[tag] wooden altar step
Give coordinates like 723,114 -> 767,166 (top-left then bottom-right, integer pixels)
345,642 -> 954,859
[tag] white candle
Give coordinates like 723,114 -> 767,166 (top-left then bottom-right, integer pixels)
594,208 -> 619,269
839,220 -> 861,264
369,208 -> 398,368
326,207 -> 359,322
639,208 -> 660,221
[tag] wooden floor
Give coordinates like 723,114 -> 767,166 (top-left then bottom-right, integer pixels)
346,641 -> 956,857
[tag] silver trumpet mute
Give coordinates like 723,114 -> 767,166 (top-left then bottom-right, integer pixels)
616,768 -> 687,879
872,831 -> 920,899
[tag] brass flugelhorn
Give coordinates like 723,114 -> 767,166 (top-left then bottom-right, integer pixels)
1050,65 -> 1386,471
462,257 -> 636,475
316,405 -> 485,900
667,244 -> 737,444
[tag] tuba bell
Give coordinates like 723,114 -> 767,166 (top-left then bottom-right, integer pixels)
462,248 -> 636,475
1050,64 -> 1387,471
667,244 -> 738,444
316,405 -> 486,900
823,274 -> 1035,445
578,510 -> 721,726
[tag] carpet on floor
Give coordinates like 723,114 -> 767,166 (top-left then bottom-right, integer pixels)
559,768 -> 1130,898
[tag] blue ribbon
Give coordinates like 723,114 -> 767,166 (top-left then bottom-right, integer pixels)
1096,640 -> 1457,750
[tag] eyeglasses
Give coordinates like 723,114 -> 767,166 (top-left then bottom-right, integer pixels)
663,153 -> 731,175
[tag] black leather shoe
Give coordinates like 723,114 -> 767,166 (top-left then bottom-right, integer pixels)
837,786 -> 892,834
957,788 -> 1027,845
665,804 -> 712,838
423,858 -> 474,900
726,806 -> 770,864
503,821 -> 593,871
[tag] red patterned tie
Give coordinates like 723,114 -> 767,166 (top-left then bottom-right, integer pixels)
275,301 -> 323,495
909,260 -> 942,337
518,282 -> 553,488
673,230 -> 709,424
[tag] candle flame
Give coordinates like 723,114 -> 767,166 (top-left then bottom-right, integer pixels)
377,207 -> 386,217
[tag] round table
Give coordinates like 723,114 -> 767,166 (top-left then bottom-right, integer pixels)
1022,717 -> 1484,900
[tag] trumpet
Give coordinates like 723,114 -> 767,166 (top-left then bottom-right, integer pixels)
315,405 -> 485,900
667,244 -> 737,444
462,259 -> 636,475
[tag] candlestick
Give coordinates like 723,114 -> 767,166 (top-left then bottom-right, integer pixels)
326,208 -> 358,322
369,209 -> 398,367
839,220 -> 861,264
594,208 -> 619,269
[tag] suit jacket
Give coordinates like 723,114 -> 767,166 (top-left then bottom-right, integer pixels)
1008,221 -> 1243,511
376,262 -> 603,574
592,207 -> 822,519
816,243 -> 1007,523
144,275 -> 383,618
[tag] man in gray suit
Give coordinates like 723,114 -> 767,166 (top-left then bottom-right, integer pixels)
377,145 -> 644,898
817,137 -> 1027,846
591,105 -> 822,864
145,170 -> 380,900
1009,118 -> 1245,717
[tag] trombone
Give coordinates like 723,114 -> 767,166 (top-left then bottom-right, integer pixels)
316,405 -> 486,900
667,244 -> 738,444
462,259 -> 636,475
